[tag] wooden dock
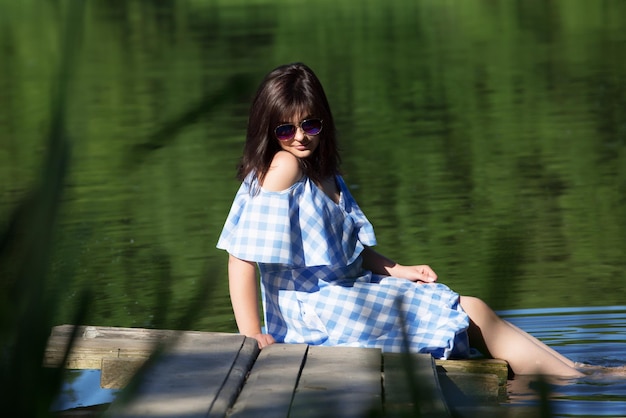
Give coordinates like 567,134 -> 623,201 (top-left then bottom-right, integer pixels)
44,325 -> 534,418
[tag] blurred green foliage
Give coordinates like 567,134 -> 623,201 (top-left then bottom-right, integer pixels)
0,1 -> 86,414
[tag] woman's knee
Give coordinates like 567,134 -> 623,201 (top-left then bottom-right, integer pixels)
460,295 -> 485,311
460,296 -> 496,321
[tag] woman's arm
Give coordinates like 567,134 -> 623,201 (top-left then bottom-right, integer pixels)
228,254 -> 275,348
227,152 -> 299,348
361,246 -> 438,283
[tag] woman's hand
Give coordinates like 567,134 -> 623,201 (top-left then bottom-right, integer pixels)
250,333 -> 276,349
395,264 -> 438,283
361,247 -> 438,283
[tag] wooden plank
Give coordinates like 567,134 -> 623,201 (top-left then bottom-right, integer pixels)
101,358 -> 145,389
437,372 -> 502,408
44,325 -> 243,369
384,352 -> 450,418
290,346 -> 382,418
228,343 -> 308,418
50,325 -> 182,340
47,326 -> 510,417
207,336 -> 259,418
435,358 -> 509,385
45,336 -> 156,369
452,405 -> 541,418
104,333 -> 258,418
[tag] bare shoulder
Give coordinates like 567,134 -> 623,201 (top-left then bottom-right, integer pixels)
261,151 -> 303,191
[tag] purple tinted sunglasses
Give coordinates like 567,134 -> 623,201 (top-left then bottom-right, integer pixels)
274,118 -> 323,141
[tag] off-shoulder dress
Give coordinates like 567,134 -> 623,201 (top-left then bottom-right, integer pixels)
217,174 -> 470,359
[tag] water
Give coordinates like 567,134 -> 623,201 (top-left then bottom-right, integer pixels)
1,0 -> 623,326
1,1 -> 625,415
501,306 -> 626,417
52,370 -> 118,412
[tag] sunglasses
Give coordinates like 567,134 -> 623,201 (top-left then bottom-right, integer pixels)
274,118 -> 323,141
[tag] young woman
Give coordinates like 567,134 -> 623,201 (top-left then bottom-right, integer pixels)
217,62 -> 583,377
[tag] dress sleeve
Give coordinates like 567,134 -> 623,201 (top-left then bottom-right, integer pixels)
216,177 -> 299,264
217,175 -> 377,267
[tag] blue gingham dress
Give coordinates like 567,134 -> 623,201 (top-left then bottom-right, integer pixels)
217,174 -> 470,359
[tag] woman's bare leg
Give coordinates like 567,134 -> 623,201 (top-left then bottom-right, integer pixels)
460,296 -> 583,377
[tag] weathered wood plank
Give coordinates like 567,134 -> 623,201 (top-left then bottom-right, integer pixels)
452,405 -> 541,418
101,358 -> 145,389
228,343 -> 308,418
384,352 -> 451,418
104,333 -> 258,418
46,326 -> 511,417
51,325 -> 182,340
290,346 -> 382,418
44,325 -> 242,370
45,337 -> 156,369
207,336 -> 259,418
435,358 -> 509,385
437,372 -> 502,408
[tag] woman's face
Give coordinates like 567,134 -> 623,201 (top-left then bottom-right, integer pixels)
275,114 -> 320,159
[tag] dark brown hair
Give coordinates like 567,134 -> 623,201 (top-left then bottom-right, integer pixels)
238,63 -> 340,184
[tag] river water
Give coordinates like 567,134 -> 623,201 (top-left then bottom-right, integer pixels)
1,1 -> 625,415
502,306 -> 626,416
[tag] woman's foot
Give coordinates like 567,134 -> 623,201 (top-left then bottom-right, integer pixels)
575,362 -> 626,376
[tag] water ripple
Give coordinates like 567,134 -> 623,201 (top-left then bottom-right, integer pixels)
499,306 -> 626,417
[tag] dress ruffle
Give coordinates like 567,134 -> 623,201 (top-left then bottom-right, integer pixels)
217,175 -> 376,267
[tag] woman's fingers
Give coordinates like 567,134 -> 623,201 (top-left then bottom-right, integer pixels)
252,333 -> 276,349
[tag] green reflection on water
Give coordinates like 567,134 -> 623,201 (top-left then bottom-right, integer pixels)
1,0 -> 624,332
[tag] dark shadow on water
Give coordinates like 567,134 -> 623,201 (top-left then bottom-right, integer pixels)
484,221 -> 526,311
125,73 -> 255,168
